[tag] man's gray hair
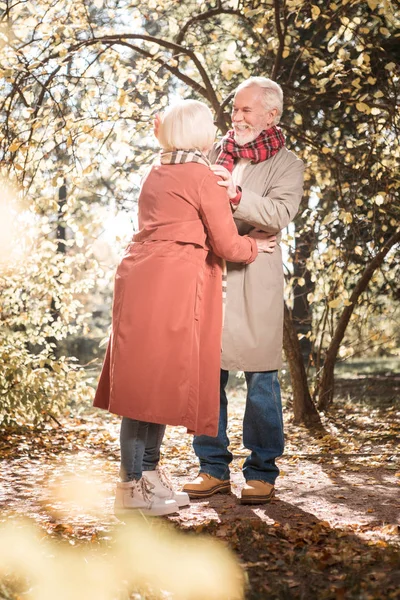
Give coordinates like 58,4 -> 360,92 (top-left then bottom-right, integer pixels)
236,77 -> 283,125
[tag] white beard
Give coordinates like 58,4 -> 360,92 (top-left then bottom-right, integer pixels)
233,125 -> 264,146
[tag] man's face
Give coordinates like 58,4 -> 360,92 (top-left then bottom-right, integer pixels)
231,86 -> 277,146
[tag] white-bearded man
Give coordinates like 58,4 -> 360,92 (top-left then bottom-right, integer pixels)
183,77 -> 305,504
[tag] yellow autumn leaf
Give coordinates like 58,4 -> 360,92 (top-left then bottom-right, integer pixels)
328,297 -> 342,309
311,5 -> 321,19
294,113 -> 303,125
322,213 -> 336,225
118,91 -> 127,106
340,211 -> 353,224
9,141 -> 21,152
356,102 -> 369,113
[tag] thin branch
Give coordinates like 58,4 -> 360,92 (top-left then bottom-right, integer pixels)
176,7 -> 242,45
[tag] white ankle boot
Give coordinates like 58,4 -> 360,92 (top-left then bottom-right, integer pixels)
114,477 -> 178,517
143,466 -> 190,508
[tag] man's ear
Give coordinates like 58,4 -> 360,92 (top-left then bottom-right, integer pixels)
267,108 -> 278,125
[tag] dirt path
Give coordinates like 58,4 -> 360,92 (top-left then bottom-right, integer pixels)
1,401 -> 399,536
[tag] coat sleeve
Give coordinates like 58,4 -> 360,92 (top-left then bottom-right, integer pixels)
199,172 -> 258,264
233,157 -> 305,234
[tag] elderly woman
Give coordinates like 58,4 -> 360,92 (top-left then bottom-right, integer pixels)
94,100 -> 273,517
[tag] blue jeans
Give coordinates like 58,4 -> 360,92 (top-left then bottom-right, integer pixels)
119,417 -> 166,481
193,370 -> 284,485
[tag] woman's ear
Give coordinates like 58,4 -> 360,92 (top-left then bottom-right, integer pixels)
153,113 -> 162,140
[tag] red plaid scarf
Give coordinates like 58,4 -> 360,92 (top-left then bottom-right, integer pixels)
215,126 -> 285,173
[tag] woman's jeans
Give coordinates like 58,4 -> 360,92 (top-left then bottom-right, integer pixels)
119,417 -> 166,481
193,369 -> 284,485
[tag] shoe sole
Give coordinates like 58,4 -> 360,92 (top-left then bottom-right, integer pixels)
114,508 -> 178,521
184,483 -> 231,499
114,505 -> 179,518
240,491 -> 275,505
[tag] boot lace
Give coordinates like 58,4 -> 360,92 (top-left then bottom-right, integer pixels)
140,477 -> 155,503
156,466 -> 174,491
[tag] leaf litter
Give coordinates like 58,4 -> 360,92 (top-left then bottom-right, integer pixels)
0,380 -> 399,599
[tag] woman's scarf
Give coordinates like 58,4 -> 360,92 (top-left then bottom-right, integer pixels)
160,149 -> 211,167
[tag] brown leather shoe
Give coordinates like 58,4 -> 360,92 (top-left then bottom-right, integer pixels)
240,480 -> 275,505
183,473 -> 231,499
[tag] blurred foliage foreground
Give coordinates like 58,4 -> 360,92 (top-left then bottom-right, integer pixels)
0,517 -> 243,600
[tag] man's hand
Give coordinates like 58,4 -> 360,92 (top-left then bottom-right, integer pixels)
210,164 -> 237,199
249,230 -> 277,254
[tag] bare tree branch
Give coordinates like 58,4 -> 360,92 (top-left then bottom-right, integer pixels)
272,0 -> 286,80
175,6 -> 242,45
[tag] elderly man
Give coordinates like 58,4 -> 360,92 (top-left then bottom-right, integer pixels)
183,77 -> 305,504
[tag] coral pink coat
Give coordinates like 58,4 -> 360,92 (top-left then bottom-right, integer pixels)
93,162 -> 257,436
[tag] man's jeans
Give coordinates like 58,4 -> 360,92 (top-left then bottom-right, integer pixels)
119,417 -> 166,481
193,369 -> 284,485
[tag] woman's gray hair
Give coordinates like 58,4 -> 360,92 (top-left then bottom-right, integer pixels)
157,100 -> 216,152
236,77 -> 283,125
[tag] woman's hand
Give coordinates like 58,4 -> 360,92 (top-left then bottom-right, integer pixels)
209,164 -> 237,199
250,230 -> 277,254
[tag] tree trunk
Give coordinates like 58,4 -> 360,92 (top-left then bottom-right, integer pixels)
48,182 -> 67,350
317,230 -> 400,410
292,219 -> 315,365
283,303 -> 321,426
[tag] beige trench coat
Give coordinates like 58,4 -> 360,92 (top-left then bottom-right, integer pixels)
212,146 -> 305,372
